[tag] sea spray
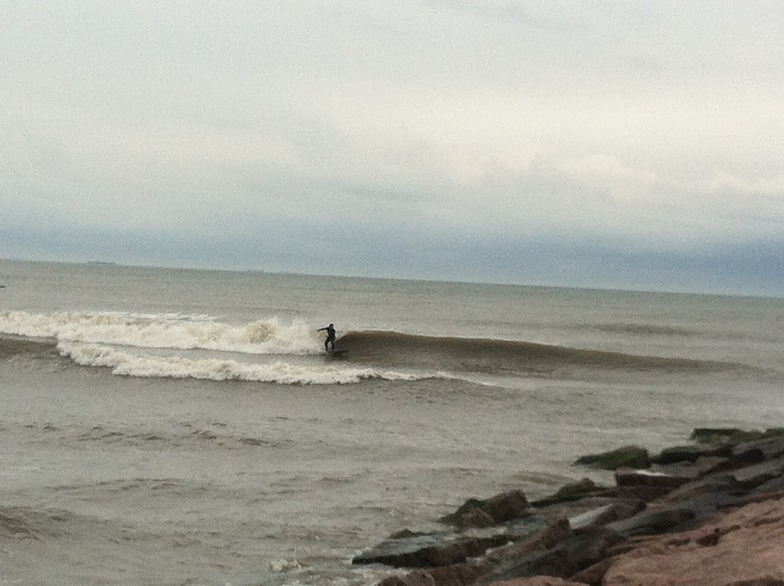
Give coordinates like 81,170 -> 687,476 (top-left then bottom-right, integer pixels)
0,311 -> 318,355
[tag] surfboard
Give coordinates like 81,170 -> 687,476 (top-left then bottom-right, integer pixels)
328,349 -> 349,357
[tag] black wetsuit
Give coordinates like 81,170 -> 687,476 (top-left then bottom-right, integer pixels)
318,324 -> 336,352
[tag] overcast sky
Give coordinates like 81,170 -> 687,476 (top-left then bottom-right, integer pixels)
2,1 -> 783,296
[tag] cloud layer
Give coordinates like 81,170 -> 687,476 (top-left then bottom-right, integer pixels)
2,2 -> 783,295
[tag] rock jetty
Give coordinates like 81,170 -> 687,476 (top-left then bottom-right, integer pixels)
354,427 -> 784,585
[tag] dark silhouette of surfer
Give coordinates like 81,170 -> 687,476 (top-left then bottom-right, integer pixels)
317,323 -> 336,353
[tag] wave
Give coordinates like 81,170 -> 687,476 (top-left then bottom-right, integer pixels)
1,310 -> 744,384
0,334 -> 59,358
0,312 -> 438,384
0,505 -> 82,539
57,341 -> 431,385
584,323 -> 697,337
335,330 -> 735,375
0,310 -> 318,355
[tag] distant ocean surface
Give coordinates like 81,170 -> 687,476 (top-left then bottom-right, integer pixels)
1,259 -> 782,585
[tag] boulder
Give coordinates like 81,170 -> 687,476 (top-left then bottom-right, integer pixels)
533,495 -> 628,524
690,427 -> 784,445
479,527 -> 624,584
706,447 -> 766,475
575,446 -> 650,470
653,443 -> 732,465
455,507 -> 497,529
474,490 -> 531,524
532,479 -> 613,507
369,429 -> 784,586
751,475 -> 784,496
690,427 -> 765,445
567,500 -> 644,531
733,435 -> 784,460
660,473 -> 745,505
503,516 -> 557,543
353,532 -> 508,568
602,497 -> 784,586
442,490 -> 530,528
615,484 -> 672,503
486,519 -> 572,566
690,455 -> 735,476
614,466 -> 698,493
605,502 -> 697,537
729,455 -> 784,488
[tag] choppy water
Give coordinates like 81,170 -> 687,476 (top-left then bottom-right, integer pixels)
1,259 -> 782,585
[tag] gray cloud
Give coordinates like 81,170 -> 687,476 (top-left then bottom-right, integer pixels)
1,1 -> 783,296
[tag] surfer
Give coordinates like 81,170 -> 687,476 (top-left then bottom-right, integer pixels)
317,323 -> 336,353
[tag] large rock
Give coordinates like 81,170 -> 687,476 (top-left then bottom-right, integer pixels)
532,495 -> 639,529
575,446 -> 650,470
690,427 -> 763,444
690,427 -> 784,446
602,497 -> 784,586
653,443 -> 733,465
733,435 -> 784,460
752,476 -> 784,496
605,502 -> 697,537
486,519 -> 572,566
531,478 -> 611,507
567,500 -> 644,531
660,473 -> 745,505
615,463 -> 707,488
479,527 -> 624,584
705,447 -> 766,475
729,455 -> 784,488
614,466 -> 698,501
369,428 -> 784,586
442,490 -> 530,528
353,532 -> 508,568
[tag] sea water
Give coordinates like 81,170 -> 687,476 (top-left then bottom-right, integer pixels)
1,259 -> 782,585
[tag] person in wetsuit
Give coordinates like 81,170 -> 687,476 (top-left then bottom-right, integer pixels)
317,323 -> 336,352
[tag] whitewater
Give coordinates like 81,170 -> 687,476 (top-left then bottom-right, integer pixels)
1,259 -> 782,585
0,311 -> 432,385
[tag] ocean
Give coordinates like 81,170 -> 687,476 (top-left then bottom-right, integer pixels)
1,259 -> 782,585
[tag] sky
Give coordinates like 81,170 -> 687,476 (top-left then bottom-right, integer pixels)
2,1 -> 783,296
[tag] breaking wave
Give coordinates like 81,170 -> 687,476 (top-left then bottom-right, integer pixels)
56,341 -> 428,385
0,310 -> 318,355
1,311 -> 745,385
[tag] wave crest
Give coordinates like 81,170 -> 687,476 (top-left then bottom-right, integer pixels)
57,341 -> 430,385
0,311 -> 318,355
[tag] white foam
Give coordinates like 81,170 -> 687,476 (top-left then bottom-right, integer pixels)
57,341 -> 427,385
0,311 -> 318,355
268,559 -> 303,573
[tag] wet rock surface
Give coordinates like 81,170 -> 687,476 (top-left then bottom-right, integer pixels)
356,427 -> 784,585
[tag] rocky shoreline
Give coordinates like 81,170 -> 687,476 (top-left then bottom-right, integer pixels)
354,428 -> 784,585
